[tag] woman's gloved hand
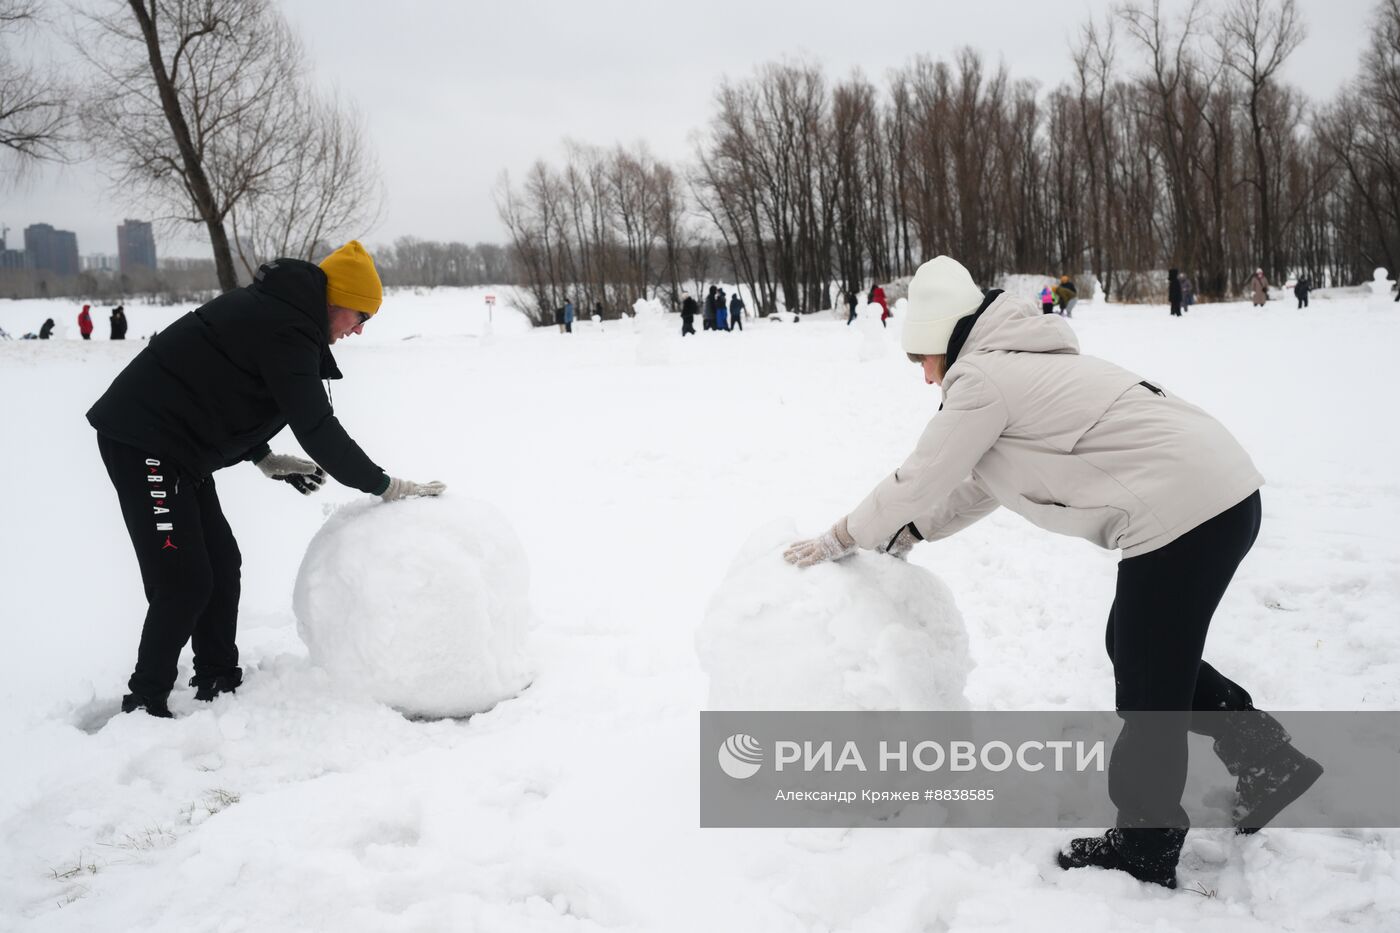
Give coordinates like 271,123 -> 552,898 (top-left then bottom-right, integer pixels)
783,517 -> 857,567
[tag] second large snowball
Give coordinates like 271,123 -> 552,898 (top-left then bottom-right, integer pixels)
697,520 -> 972,710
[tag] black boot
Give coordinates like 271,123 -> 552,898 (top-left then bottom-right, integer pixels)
1233,743 -> 1324,834
1211,710 -> 1323,833
1057,829 -> 1179,889
121,692 -> 173,718
190,668 -> 243,702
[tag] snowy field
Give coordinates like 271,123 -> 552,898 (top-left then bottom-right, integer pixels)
1,287 -> 1398,931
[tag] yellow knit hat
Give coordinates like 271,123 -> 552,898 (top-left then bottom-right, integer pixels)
319,240 -> 382,315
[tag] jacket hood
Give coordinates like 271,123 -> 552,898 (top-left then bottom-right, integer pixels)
958,292 -> 1079,360
251,259 -> 330,340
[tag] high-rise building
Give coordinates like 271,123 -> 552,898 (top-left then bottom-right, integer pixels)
82,254 -> 120,272
24,223 -> 80,277
0,232 -> 25,271
117,219 -> 157,273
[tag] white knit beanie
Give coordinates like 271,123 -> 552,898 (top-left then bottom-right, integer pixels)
901,256 -> 985,356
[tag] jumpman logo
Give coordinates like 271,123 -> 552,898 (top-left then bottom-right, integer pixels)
162,536 -> 178,550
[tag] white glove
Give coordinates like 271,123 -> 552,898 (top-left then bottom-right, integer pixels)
783,518 -> 857,568
879,523 -> 921,560
255,452 -> 326,495
380,477 -> 447,501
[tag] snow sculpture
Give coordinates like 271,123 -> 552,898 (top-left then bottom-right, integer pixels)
294,497 -> 533,718
633,296 -> 671,365
697,520 -> 972,711
1370,268 -> 1395,312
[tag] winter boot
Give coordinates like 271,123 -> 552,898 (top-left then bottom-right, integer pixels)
1057,828 -> 1180,889
1233,743 -> 1324,834
190,668 -> 243,702
121,692 -> 173,719
1210,709 -> 1323,833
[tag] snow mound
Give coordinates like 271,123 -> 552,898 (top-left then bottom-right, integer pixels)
697,520 -> 972,710
293,497 -> 533,718
633,296 -> 671,365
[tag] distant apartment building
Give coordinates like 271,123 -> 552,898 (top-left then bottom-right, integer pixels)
0,233 -> 25,271
83,253 -> 120,272
24,223 -> 80,277
117,219 -> 157,273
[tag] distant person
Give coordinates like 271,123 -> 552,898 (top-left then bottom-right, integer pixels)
1249,269 -> 1269,307
870,283 -> 890,327
1055,275 -> 1078,318
563,298 -> 575,334
730,291 -> 745,331
78,304 -> 94,340
846,288 -> 859,325
1293,276 -> 1310,309
1180,273 -> 1195,311
1039,283 -> 1056,315
555,305 -> 565,333
704,286 -> 717,331
110,305 -> 128,340
39,318 -> 55,340
680,293 -> 698,336
87,241 -> 445,719
1168,269 -> 1183,317
593,300 -> 604,322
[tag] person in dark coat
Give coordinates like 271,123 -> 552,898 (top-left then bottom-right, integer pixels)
110,305 -> 128,340
704,286 -> 717,331
715,287 -> 729,331
730,291 -> 745,331
1294,276 -> 1310,309
846,288 -> 859,324
78,304 -> 94,340
680,293 -> 698,336
1168,269 -> 1183,317
39,318 -> 55,340
1180,273 -> 1195,311
87,242 -> 446,719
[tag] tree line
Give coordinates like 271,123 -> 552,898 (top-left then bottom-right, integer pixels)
499,0 -> 1400,320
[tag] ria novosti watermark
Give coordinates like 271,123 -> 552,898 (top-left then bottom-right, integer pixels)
700,711 -> 1400,828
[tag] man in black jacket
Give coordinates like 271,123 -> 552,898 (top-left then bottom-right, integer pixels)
88,241 -> 445,718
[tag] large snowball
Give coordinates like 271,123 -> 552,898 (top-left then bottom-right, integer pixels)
293,497 -> 533,718
697,520 -> 971,710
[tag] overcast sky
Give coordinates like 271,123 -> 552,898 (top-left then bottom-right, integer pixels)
0,0 -> 1374,258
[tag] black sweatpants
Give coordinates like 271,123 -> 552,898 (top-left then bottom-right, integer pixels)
98,434 -> 242,698
1105,490 -> 1262,865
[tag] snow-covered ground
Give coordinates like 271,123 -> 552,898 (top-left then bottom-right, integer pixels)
1,287 -> 1397,931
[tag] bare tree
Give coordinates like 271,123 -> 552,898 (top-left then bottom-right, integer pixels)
1218,0 -> 1306,281
0,0 -> 69,179
228,94 -> 383,277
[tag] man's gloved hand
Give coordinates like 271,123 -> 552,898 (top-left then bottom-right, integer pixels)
783,517 -> 857,568
879,522 -> 922,560
255,452 -> 326,495
381,477 -> 448,501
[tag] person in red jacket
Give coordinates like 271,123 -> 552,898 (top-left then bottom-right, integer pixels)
78,304 -> 94,340
870,284 -> 890,328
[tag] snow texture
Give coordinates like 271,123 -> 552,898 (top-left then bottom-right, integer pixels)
294,496 -> 533,718
698,520 -> 971,710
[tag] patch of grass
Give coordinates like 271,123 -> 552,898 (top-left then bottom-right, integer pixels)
48,854 -> 99,881
99,825 -> 178,851
202,788 -> 240,815
1186,880 -> 1218,898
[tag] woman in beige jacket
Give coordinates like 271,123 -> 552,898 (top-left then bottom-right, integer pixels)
785,256 -> 1321,889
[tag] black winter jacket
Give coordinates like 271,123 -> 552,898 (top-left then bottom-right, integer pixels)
87,259 -> 387,492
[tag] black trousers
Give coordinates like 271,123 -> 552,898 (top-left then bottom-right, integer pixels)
681,317 -> 695,336
1105,490 -> 1262,864
98,434 -> 242,698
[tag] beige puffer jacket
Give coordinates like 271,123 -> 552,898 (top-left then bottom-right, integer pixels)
846,293 -> 1263,557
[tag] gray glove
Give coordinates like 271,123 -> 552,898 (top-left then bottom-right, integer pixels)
879,523 -> 921,560
255,452 -> 326,495
783,517 -> 857,567
380,477 -> 447,501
